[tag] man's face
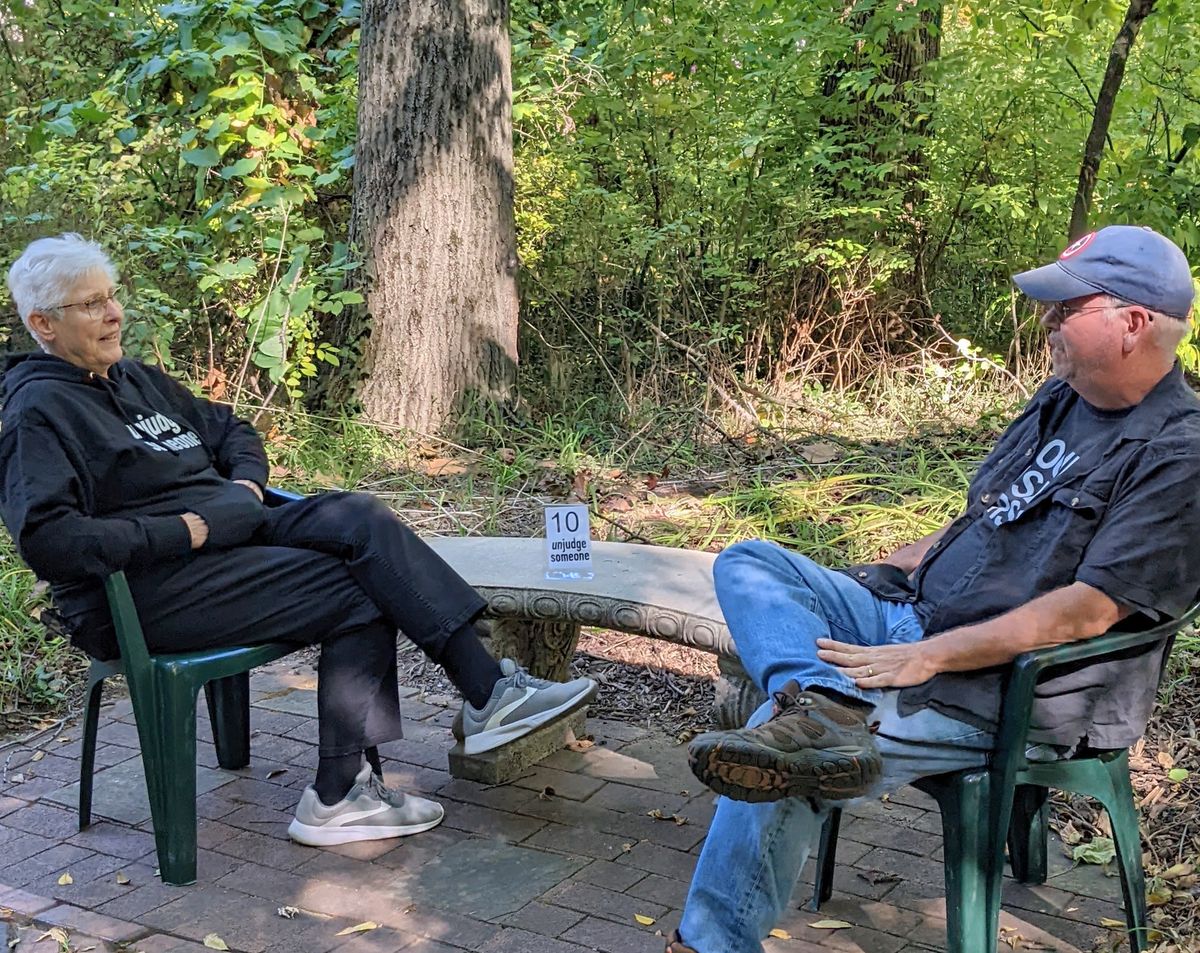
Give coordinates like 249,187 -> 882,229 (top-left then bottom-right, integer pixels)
35,271 -> 124,376
1039,294 -> 1124,389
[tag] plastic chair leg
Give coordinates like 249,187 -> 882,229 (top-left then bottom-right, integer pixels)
144,682 -> 201,886
78,661 -> 112,830
1100,755 -> 1150,953
1007,784 -> 1049,884
809,807 -> 842,911
934,772 -> 998,953
205,673 -> 251,770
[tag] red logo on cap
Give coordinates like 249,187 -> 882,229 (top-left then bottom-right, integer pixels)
1060,232 -> 1096,260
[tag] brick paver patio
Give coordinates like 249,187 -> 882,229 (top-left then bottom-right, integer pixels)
1,660 -> 1123,952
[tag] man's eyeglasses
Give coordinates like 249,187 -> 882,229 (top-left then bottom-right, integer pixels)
55,290 -> 121,320
1041,300 -> 1118,328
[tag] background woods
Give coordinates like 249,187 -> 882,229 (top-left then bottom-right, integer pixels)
0,0 -> 1197,428
3,7 -> 1200,945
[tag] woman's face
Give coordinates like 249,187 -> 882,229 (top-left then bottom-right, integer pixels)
35,270 -> 124,377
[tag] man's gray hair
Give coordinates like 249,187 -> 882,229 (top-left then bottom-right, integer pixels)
7,234 -> 118,346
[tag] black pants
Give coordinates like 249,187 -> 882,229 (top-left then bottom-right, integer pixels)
78,492 -> 486,757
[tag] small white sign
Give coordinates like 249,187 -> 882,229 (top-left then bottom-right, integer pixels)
545,504 -> 593,579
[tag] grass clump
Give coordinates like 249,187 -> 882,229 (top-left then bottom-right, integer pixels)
0,530 -> 81,718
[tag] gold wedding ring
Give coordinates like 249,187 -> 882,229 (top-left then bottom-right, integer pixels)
867,666 -> 875,677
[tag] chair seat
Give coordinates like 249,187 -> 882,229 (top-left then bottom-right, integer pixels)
78,568 -> 300,885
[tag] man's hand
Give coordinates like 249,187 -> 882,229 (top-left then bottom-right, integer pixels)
233,479 -> 264,502
817,638 -> 942,689
819,583 -> 1129,691
181,512 -> 209,549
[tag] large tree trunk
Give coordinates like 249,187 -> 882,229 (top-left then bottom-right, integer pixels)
353,0 -> 519,432
1068,0 -> 1157,240
817,0 -> 942,204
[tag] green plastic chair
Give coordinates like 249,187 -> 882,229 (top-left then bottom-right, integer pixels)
77,488 -> 302,886
811,599 -> 1200,953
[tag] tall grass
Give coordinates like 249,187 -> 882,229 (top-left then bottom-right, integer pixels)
0,530 -> 78,715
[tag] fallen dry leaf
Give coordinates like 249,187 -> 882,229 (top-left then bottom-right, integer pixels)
1099,917 -> 1126,928
278,906 -> 300,919
265,768 -> 288,780
29,751 -> 45,762
646,809 -> 666,820
634,914 -> 655,926
810,919 -> 852,930
621,843 -> 634,853
768,928 -> 791,939
115,872 -> 131,886
57,872 -> 73,886
203,935 -> 229,951
672,815 -> 688,826
334,922 -> 378,937
36,928 -> 70,945
420,457 -> 469,477
565,737 -> 594,752
1147,887 -> 1173,906
799,441 -> 840,464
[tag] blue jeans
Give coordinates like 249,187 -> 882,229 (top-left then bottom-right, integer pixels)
680,541 -> 993,953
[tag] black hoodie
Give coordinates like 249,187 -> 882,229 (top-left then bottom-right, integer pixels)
0,353 -> 269,620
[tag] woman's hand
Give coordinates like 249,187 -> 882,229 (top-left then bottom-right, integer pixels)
816,638 -> 942,689
233,479 -> 264,502
180,512 -> 209,549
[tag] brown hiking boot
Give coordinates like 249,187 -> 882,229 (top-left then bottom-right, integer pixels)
665,929 -> 698,953
687,681 -> 880,802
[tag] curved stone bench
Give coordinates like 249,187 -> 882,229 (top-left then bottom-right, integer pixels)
426,537 -> 766,742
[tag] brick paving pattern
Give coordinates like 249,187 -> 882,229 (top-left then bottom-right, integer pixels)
0,661 -> 1123,952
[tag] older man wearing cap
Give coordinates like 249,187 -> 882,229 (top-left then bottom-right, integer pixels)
667,226 -> 1200,953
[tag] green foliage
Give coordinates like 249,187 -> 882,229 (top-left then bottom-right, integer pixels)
1,0 -> 1199,413
0,530 -> 78,714
510,0 -> 1200,403
0,0 -> 360,400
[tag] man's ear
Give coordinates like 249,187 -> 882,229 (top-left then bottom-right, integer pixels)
26,309 -> 57,344
1121,304 -> 1152,353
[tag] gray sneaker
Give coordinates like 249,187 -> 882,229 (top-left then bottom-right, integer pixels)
460,658 -> 598,755
287,764 -> 444,847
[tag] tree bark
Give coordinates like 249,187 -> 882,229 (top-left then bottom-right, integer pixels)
1068,0 -> 1157,240
352,0 -> 519,432
817,0 -> 942,204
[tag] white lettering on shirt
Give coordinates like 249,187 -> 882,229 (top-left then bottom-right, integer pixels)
985,439 -> 1079,526
124,412 -> 202,452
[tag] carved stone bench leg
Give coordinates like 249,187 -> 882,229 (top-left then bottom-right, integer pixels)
448,617 -> 588,784
487,618 -> 582,681
713,654 -> 767,730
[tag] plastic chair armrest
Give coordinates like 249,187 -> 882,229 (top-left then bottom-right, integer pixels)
997,604 -> 1200,758
263,486 -> 303,507
104,571 -> 153,674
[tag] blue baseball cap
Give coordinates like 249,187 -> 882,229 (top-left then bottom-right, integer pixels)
1012,225 -> 1194,318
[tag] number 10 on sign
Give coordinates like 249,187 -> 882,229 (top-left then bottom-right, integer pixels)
545,504 -> 594,580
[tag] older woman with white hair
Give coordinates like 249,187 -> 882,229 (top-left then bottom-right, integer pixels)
1,233 -> 594,847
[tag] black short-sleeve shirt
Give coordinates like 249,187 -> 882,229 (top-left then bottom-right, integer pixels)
844,365 -> 1200,747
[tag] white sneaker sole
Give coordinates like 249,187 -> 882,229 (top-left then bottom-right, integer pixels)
287,811 -> 443,847
463,681 -> 597,755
